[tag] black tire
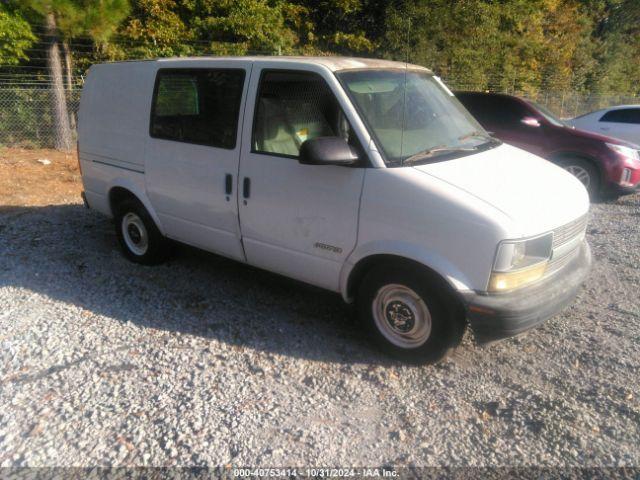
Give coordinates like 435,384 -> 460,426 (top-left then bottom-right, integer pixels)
113,198 -> 171,265
556,157 -> 600,199
356,264 -> 466,364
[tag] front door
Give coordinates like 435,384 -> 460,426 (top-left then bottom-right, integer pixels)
237,67 -> 365,291
145,63 -> 250,260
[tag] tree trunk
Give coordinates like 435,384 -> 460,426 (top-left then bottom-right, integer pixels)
46,12 -> 73,151
62,41 -> 76,131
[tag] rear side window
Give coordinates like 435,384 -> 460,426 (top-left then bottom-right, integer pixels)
252,70 -> 360,158
150,69 -> 245,149
154,76 -> 199,116
599,108 -> 640,124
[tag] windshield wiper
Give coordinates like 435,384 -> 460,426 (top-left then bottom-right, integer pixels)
403,145 -> 478,165
457,130 -> 492,142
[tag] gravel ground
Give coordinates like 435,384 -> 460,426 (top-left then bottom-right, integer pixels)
0,194 -> 639,468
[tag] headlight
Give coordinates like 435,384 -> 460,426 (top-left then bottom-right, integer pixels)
488,234 -> 553,292
606,143 -> 640,163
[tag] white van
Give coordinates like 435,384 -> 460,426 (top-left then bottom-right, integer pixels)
78,56 -> 591,363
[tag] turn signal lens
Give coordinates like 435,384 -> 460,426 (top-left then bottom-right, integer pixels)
488,262 -> 547,292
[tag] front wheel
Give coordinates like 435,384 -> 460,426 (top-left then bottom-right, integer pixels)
357,265 -> 465,364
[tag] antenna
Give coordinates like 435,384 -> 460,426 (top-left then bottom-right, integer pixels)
400,16 -> 411,164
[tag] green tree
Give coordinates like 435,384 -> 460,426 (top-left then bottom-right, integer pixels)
382,0 -> 598,96
189,0 -> 299,54
116,0 -> 195,59
114,0 -> 386,58
21,0 -> 130,150
580,0 -> 640,95
289,0 -> 386,54
0,6 -> 36,65
116,0 -> 300,57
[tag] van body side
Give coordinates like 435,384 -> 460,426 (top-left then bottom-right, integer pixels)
78,56 -> 592,362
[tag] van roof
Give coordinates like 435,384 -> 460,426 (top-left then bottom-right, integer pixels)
107,56 -> 431,73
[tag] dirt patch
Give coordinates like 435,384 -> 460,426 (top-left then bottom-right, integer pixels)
0,148 -> 82,208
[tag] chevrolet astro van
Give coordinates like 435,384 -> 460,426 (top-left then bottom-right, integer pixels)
78,57 -> 592,363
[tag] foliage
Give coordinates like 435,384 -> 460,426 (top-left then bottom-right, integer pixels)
112,0 -> 194,59
0,7 -> 36,65
288,0 -> 384,53
22,0 -> 131,43
188,0 -> 298,54
5,0 -> 640,96
383,0 -> 601,94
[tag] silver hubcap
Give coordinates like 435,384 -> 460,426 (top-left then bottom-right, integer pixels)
372,284 -> 432,348
122,213 -> 148,256
564,165 -> 591,188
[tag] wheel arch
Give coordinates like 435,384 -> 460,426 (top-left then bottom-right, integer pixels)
341,248 -> 472,306
107,181 -> 164,233
548,151 -> 603,183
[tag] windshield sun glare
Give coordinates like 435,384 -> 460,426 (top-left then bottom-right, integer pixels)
337,70 -> 493,166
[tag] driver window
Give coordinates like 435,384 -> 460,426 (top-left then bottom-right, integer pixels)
253,70 -> 358,157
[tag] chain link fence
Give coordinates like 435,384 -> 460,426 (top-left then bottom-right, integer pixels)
0,87 -> 81,150
0,79 -> 637,150
503,91 -> 638,119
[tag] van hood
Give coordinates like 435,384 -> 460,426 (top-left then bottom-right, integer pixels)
412,143 -> 589,237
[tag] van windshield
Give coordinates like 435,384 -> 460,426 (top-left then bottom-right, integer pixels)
337,69 -> 498,166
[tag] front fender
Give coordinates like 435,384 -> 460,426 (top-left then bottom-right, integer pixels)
339,240 -> 476,302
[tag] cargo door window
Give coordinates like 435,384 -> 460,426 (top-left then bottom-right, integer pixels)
150,68 -> 245,149
252,70 -> 359,158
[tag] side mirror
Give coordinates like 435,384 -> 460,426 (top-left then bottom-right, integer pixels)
521,116 -> 541,128
299,137 -> 359,166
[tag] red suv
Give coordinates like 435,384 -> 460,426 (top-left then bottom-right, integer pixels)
456,91 -> 640,198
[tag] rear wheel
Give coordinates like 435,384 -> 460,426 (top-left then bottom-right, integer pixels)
357,265 -> 465,364
114,199 -> 171,265
556,157 -> 600,199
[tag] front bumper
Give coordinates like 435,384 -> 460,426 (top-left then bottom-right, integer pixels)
606,182 -> 640,197
605,159 -> 640,196
460,241 -> 592,343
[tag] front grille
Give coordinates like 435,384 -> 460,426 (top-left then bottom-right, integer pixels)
544,215 -> 588,277
546,247 -> 580,275
552,215 -> 588,249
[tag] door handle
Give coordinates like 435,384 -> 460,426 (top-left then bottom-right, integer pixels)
225,174 -> 233,195
243,177 -> 251,199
